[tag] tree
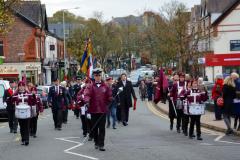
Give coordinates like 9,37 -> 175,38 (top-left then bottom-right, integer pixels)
48,10 -> 85,24
0,0 -> 19,34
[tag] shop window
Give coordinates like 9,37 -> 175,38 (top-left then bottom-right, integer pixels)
230,40 -> 240,51
0,41 -> 4,56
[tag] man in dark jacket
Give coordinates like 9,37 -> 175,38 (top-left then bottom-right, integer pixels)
84,68 -> 112,151
117,73 -> 137,126
3,81 -> 17,133
48,78 -> 67,130
73,76 -> 82,119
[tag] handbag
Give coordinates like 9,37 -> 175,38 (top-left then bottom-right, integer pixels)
217,97 -> 224,107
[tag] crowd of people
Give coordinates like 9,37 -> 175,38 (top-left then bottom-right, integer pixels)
3,66 -> 240,150
3,68 -> 137,151
212,72 -> 240,134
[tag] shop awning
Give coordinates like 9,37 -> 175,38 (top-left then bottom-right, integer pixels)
205,53 -> 240,66
0,74 -> 19,78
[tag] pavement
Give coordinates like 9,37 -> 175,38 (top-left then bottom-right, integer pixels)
154,101 -> 240,136
0,93 -> 240,160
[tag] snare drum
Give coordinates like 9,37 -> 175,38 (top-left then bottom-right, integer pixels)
188,104 -> 205,115
15,104 -> 31,119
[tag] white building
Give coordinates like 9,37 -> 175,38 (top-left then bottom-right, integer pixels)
44,33 -> 59,85
205,1 -> 240,82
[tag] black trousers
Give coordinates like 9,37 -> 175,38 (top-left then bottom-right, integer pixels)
63,109 -> 68,123
176,109 -> 183,130
30,116 -> 38,136
121,105 -> 129,123
189,115 -> 201,137
74,109 -> 80,118
80,115 -> 88,136
18,119 -> 30,142
116,107 -> 121,122
91,113 -> 106,147
7,109 -> 18,132
182,114 -> 190,134
52,108 -> 63,128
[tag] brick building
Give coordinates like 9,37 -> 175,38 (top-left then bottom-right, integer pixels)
0,1 -> 48,84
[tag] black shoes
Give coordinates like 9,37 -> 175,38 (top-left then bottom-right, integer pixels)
177,129 -> 181,133
95,145 -> 99,149
88,137 -> 93,141
123,122 -> 128,126
99,146 -> 106,151
226,129 -> 234,135
21,141 -> 29,146
113,127 -> 117,129
197,136 -> 203,140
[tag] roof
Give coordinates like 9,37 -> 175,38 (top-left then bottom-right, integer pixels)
13,0 -> 48,30
212,0 -> 240,26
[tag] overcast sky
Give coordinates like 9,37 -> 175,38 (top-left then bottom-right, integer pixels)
41,0 -> 201,21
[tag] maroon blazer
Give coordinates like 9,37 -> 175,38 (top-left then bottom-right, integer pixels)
84,81 -> 112,114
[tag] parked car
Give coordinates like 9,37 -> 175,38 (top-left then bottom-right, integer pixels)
0,80 -> 10,119
109,69 -> 127,80
37,85 -> 51,108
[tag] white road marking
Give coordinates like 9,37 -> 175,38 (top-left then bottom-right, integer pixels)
56,137 -> 99,160
146,102 -> 240,145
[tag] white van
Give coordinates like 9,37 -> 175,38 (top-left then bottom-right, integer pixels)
0,80 -> 10,118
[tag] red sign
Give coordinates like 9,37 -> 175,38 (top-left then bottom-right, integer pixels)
205,53 -> 240,66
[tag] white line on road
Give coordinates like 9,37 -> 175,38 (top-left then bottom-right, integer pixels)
56,137 -> 99,160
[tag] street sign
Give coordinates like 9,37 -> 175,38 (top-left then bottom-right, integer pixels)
198,58 -> 205,64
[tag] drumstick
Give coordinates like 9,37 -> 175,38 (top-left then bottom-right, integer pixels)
171,99 -> 178,117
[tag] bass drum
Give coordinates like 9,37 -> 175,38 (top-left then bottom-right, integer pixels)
15,104 -> 31,119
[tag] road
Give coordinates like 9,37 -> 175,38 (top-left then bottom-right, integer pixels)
0,93 -> 240,160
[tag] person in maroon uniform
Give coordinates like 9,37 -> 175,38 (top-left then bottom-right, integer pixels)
84,68 -> 112,151
170,72 -> 187,133
29,87 -> 43,138
12,81 -> 36,146
186,79 -> 208,140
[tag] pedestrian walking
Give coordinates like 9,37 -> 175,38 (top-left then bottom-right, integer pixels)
187,79 -> 208,140
12,81 -> 35,146
106,77 -> 118,129
48,78 -> 67,131
167,76 -> 176,130
29,87 -> 43,138
84,68 -> 112,151
146,77 -> 153,101
222,76 -> 237,135
139,80 -> 147,101
60,81 -> 72,124
73,76 -> 82,119
212,75 -> 224,120
117,73 -> 137,126
3,80 -> 18,133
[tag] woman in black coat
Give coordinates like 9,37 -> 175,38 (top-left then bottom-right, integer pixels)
223,76 -> 236,135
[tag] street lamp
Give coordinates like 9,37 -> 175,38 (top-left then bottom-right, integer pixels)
62,7 -> 80,78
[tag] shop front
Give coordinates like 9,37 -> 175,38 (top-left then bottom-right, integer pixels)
205,53 -> 240,82
0,66 -> 19,81
0,63 -> 41,84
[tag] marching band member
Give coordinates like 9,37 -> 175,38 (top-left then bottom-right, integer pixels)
29,87 -> 43,138
73,76 -> 83,119
48,78 -> 67,131
12,81 -> 35,146
84,68 -> 112,151
186,79 -> 208,140
3,81 -> 18,133
182,81 -> 192,136
171,72 -> 187,133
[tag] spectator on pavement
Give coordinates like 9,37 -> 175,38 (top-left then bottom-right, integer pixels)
212,75 -> 224,120
222,76 -> 236,135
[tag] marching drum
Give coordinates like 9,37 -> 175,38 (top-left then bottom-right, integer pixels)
15,104 -> 31,119
188,104 -> 205,115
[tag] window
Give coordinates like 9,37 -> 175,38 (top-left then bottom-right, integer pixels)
0,41 -> 4,56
